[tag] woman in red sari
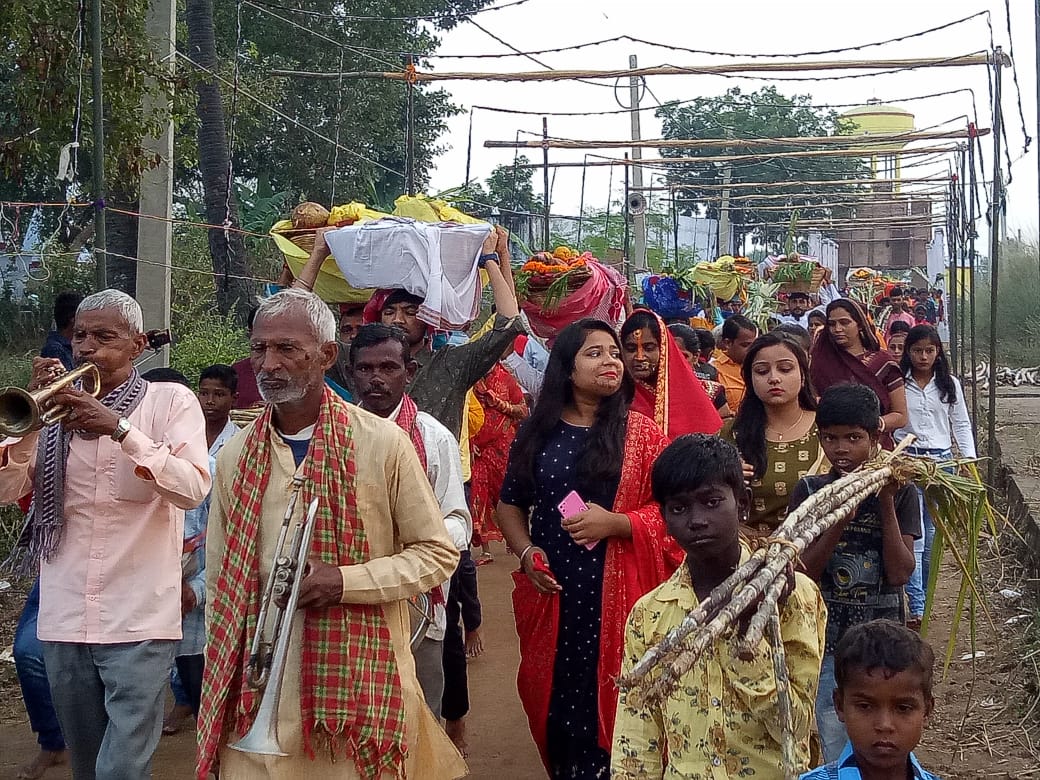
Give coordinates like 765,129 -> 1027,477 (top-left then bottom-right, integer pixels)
618,309 -> 723,439
810,298 -> 909,446
497,319 -> 682,779
470,361 -> 527,561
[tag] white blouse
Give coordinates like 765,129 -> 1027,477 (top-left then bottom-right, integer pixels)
895,375 -> 977,458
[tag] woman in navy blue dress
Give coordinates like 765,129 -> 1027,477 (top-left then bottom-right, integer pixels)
498,319 -> 678,779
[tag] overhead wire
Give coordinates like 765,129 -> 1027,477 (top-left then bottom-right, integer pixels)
241,0 -> 403,71
245,0 -> 535,23
469,86 -> 980,119
329,10 -> 990,61
1000,0 -> 1033,155
466,18 -> 613,89
174,51 -> 406,179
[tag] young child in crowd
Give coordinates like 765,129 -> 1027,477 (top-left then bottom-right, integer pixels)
789,384 -> 920,763
612,434 -> 826,778
799,619 -> 940,780
886,320 -> 912,362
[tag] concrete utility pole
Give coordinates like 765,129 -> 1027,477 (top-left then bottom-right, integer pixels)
136,0 -> 176,367
91,0 -> 106,289
719,163 -> 733,256
628,55 -> 648,272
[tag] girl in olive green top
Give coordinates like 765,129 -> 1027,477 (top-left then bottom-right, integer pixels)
724,332 -> 827,535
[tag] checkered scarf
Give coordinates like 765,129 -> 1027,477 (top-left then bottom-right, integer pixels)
395,394 -> 427,473
197,387 -> 406,779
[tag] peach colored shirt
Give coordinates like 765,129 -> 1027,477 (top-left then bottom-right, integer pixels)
0,381 -> 211,643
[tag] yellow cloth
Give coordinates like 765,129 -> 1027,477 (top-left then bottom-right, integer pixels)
393,194 -> 486,225
612,557 -> 826,779
459,390 -> 484,483
713,352 -> 747,412
691,260 -> 744,302
206,408 -> 466,780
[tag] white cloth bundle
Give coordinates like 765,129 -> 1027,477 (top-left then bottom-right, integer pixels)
324,217 -> 492,329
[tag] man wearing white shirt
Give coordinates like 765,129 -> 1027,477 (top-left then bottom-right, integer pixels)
350,324 -> 472,722
777,291 -> 814,329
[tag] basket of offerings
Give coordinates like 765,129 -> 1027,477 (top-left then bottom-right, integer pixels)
515,246 -> 594,311
767,253 -> 830,294
517,246 -> 628,340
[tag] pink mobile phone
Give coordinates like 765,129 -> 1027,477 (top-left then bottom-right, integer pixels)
557,491 -> 598,550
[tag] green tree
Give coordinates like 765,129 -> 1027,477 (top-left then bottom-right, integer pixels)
657,86 -> 869,251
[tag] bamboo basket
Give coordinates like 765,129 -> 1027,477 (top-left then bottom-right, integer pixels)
772,264 -> 829,294
523,266 -> 592,307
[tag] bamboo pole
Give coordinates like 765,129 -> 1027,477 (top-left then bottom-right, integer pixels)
633,176 -> 951,191
270,53 -> 992,81
485,128 -> 990,150
510,145 -> 961,169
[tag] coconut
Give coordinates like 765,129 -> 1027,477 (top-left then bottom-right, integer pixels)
291,201 -> 331,229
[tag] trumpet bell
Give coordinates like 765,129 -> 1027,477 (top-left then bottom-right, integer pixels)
0,363 -> 102,438
0,387 -> 40,438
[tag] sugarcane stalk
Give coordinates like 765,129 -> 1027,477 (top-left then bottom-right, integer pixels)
736,572 -> 787,661
619,468 -> 873,687
633,471 -> 894,705
768,607 -> 799,780
618,549 -> 765,684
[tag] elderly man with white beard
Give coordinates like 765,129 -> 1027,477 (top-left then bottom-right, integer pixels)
198,288 -> 465,780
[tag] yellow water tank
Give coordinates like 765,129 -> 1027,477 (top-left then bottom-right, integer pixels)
840,100 -> 916,186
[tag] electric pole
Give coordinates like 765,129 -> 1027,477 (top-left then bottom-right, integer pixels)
136,0 -> 176,367
719,163 -> 733,256
628,54 -> 647,272
91,0 -> 106,289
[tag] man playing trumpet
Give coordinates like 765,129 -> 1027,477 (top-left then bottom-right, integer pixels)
198,289 -> 465,780
0,289 -> 212,779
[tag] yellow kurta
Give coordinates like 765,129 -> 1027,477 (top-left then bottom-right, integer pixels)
713,352 -> 747,413
612,559 -> 826,779
205,406 -> 467,779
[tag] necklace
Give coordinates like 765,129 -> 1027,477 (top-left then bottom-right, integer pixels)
767,410 -> 808,441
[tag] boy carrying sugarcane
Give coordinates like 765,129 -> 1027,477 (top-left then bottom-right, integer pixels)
789,385 -> 920,765
611,434 -> 826,779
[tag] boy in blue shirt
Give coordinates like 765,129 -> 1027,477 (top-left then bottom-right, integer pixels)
800,619 -> 940,779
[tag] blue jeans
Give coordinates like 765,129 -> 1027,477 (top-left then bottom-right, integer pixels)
13,579 -> 65,752
904,448 -> 951,617
170,665 -> 190,708
815,654 -> 848,763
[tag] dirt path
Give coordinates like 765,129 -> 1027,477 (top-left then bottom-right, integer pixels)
2,538 -> 1038,779
0,544 -> 544,780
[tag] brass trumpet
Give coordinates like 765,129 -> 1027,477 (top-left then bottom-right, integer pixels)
0,363 -> 102,437
230,478 -> 319,756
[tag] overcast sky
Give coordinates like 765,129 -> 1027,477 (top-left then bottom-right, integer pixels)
423,0 -> 1038,242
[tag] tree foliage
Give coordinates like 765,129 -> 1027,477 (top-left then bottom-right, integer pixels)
1,0 -> 496,299
0,0 -> 182,237
657,86 -> 870,248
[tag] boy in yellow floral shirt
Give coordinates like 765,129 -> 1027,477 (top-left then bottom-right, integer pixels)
611,435 -> 826,779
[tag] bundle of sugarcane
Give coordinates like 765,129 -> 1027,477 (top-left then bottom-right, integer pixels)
617,439 -> 997,705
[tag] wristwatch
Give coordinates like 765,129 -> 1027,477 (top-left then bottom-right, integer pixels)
478,252 -> 499,268
111,417 -> 132,443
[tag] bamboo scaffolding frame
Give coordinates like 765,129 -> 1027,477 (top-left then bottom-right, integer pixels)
687,196 -> 944,209
633,175 -> 951,191
485,128 -> 989,150
510,145 -> 960,169
270,53 -> 992,81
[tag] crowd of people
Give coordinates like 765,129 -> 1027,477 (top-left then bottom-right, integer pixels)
0,239 -> 967,780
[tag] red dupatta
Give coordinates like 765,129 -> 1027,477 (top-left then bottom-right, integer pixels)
511,411 -> 682,771
628,309 -> 723,439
